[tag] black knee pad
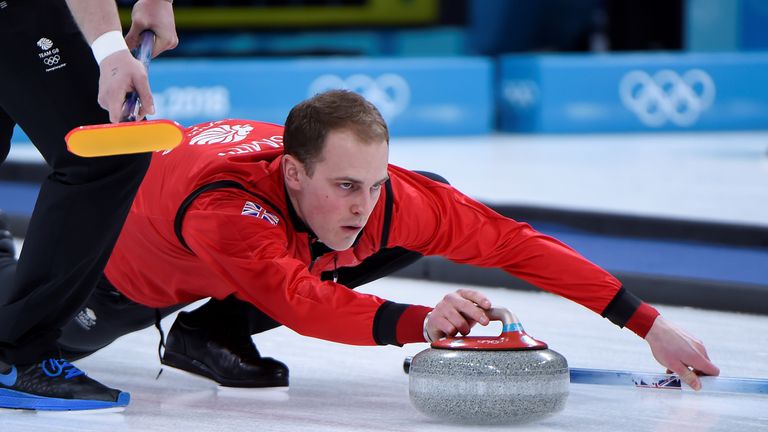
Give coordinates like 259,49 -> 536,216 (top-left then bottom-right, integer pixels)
57,277 -> 158,355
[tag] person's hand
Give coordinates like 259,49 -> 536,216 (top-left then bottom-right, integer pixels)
425,289 -> 491,341
644,315 -> 720,391
125,0 -> 178,57
98,50 -> 154,122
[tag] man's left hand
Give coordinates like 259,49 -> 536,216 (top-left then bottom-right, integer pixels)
644,316 -> 720,390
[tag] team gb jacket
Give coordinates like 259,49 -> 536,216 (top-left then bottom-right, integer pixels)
105,120 -> 659,346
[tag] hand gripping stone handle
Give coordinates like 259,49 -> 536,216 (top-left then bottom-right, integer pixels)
404,307 -> 532,373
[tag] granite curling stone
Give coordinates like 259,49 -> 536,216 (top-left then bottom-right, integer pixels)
405,308 -> 569,425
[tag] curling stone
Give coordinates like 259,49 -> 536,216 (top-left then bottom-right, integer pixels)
404,308 -> 569,425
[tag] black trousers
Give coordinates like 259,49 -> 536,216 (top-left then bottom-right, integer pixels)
0,0 -> 151,364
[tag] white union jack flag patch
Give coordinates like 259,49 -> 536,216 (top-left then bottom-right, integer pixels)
241,201 -> 279,225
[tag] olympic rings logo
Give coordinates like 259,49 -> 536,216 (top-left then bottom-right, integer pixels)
43,55 -> 61,66
308,73 -> 411,122
503,79 -> 539,109
620,69 -> 716,127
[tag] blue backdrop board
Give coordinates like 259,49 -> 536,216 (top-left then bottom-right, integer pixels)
9,57 -> 492,143
741,0 -> 768,50
685,0 -> 739,52
147,57 -> 492,137
499,53 -> 768,133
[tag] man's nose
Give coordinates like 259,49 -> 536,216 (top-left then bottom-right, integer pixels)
351,192 -> 372,215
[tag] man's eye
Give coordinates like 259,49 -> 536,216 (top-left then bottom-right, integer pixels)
371,184 -> 382,191
340,183 -> 354,190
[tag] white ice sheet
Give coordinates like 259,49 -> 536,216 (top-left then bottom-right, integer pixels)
390,132 -> 768,227
4,278 -> 767,432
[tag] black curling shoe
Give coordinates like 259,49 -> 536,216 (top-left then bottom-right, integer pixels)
161,312 -> 289,388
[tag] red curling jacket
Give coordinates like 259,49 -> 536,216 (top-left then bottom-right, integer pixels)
105,120 -> 659,346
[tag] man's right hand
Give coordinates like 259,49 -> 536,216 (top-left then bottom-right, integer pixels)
98,50 -> 154,123
425,289 -> 491,341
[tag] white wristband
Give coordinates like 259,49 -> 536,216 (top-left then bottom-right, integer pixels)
422,312 -> 433,343
91,31 -> 129,65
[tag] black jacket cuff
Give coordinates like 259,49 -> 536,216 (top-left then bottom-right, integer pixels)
372,301 -> 409,345
601,287 -> 642,328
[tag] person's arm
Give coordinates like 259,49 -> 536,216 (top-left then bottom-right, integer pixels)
388,166 -> 719,380
64,0 -> 123,43
64,0 -> 176,123
389,165 -> 653,333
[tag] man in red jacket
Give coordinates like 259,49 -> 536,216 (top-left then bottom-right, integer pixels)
57,90 -> 719,391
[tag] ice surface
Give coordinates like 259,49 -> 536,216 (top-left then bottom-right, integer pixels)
4,278 -> 767,432
390,132 -> 768,227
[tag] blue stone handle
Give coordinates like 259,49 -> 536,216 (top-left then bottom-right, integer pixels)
486,307 -> 524,333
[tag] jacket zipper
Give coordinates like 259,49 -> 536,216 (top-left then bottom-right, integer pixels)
307,236 -> 318,272
307,236 -> 338,282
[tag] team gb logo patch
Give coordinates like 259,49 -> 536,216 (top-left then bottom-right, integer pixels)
190,124 -> 254,145
241,201 -> 279,225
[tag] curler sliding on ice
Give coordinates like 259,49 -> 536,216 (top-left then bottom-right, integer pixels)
0,90 -> 714,408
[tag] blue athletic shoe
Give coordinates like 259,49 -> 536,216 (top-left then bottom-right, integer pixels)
0,359 -> 130,411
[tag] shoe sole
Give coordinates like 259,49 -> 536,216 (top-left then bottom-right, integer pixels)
162,351 -> 288,388
0,388 -> 130,411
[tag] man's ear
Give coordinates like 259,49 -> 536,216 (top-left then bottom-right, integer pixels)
282,155 -> 303,189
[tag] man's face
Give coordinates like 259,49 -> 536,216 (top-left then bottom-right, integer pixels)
287,129 -> 389,251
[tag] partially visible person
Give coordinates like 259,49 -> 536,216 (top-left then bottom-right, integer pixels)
57,90 -> 719,394
0,0 -> 175,411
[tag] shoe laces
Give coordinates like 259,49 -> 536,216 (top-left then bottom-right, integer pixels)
154,308 -> 166,380
41,358 -> 85,379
